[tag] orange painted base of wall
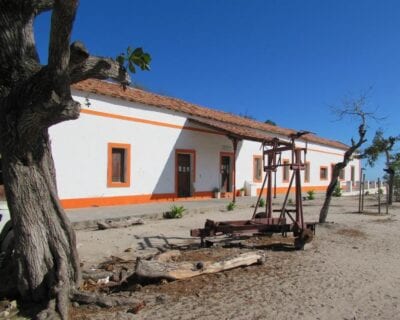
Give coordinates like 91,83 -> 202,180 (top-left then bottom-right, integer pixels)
61,191 -> 213,209
256,185 -> 328,196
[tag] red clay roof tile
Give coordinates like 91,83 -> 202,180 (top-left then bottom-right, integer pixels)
72,79 -> 349,150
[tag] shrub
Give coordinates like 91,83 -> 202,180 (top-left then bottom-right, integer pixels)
332,185 -> 342,197
259,198 -> 265,208
306,190 -> 315,200
227,202 -> 236,211
163,205 -> 186,219
288,198 -> 294,205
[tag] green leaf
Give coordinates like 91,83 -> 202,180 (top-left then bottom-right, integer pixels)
128,62 -> 136,73
132,47 -> 144,56
116,55 -> 125,66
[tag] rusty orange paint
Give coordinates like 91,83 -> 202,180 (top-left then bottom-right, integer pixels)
60,191 -> 213,209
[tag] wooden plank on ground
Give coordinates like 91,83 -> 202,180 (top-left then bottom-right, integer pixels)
135,251 -> 265,281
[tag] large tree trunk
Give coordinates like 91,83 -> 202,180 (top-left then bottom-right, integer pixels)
0,2 -> 130,318
1,130 -> 80,319
319,177 -> 339,223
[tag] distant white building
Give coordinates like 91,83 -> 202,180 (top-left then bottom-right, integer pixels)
49,79 -> 360,209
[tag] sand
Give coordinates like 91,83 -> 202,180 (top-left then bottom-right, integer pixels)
75,195 -> 400,319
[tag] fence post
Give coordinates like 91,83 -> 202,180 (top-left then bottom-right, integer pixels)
378,178 -> 381,215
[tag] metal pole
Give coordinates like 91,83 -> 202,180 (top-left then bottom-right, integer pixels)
358,169 -> 363,213
378,178 -> 381,215
361,173 -> 366,212
232,138 -> 238,203
266,156 -> 273,218
252,173 -> 268,219
386,182 -> 389,215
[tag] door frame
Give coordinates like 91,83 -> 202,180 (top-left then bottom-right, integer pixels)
220,152 -> 234,192
175,149 -> 196,197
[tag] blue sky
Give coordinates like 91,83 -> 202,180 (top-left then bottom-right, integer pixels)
34,0 -> 400,179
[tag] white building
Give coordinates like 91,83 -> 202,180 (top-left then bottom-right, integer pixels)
49,79 -> 360,209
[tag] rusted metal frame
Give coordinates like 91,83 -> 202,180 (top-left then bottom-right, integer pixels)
252,172 -> 268,219
274,151 -> 282,199
266,155 -> 273,218
192,221 -> 292,238
264,138 -> 292,147
279,171 -> 296,220
294,148 -> 305,229
231,138 -> 239,203
190,133 -> 316,246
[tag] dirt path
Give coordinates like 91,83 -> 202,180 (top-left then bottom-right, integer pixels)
75,196 -> 400,319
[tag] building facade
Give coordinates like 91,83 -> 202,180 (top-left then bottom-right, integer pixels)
49,80 -> 360,209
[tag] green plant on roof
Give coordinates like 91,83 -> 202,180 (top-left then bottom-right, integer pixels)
163,205 -> 186,219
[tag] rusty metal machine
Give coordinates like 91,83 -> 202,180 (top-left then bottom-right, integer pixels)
190,132 -> 316,250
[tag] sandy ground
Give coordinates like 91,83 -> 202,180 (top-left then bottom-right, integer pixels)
75,195 -> 400,320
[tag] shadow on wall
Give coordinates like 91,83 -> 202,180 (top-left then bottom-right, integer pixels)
149,120 -> 242,200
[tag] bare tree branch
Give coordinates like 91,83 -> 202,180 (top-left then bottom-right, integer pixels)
48,0 -> 78,73
31,0 -> 54,14
68,41 -> 130,85
69,56 -> 130,84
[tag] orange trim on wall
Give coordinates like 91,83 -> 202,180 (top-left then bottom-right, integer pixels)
257,185 -> 327,196
80,110 -> 351,156
253,155 -> 263,183
60,192 -> 213,209
81,108 -> 223,136
107,143 -> 131,188
175,149 -> 196,197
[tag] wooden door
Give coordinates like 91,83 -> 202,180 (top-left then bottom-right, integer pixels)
220,155 -> 232,192
177,154 -> 191,197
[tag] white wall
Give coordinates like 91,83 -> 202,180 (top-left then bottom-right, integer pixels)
234,140 -> 360,193
50,92 -> 235,199
50,91 -> 360,201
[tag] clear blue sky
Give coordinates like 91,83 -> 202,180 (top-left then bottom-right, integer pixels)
34,0 -> 400,180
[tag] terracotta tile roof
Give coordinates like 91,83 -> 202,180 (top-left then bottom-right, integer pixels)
72,79 -> 349,150
189,117 -> 275,142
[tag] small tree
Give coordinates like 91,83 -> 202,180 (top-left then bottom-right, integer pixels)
319,94 -> 373,223
389,153 -> 400,202
362,130 -> 400,205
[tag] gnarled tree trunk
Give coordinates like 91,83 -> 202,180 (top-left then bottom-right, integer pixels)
319,105 -> 368,223
0,1 -> 130,318
1,130 -> 80,318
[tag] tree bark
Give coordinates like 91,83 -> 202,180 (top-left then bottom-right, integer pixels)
319,171 -> 341,223
1,130 -> 80,319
